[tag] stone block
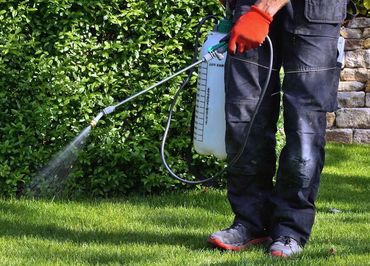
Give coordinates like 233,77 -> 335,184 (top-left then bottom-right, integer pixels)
337,92 -> 365,108
348,17 -> 370,28
341,28 -> 362,39
345,50 -> 366,68
353,129 -> 370,144
366,82 -> 370,93
366,93 -> 370,107
364,28 -> 370,38
340,68 -> 369,82
326,112 -> 336,128
338,81 -> 365,91
365,38 -> 370,49
365,49 -> 370,68
336,108 -> 370,128
345,39 -> 364,51
325,129 -> 353,143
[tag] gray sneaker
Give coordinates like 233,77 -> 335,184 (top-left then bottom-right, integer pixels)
269,236 -> 303,257
207,223 -> 272,251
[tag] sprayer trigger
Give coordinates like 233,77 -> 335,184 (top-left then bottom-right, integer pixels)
215,52 -> 224,61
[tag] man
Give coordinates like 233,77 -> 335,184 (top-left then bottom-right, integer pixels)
208,0 -> 347,257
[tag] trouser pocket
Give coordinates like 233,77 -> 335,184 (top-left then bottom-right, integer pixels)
304,0 -> 347,23
283,0 -> 347,37
282,34 -> 341,112
283,67 -> 340,113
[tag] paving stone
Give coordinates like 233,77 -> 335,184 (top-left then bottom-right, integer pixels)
338,81 -> 365,91
326,112 -> 336,128
365,49 -> 370,68
365,38 -> 370,49
340,28 -> 362,39
325,129 -> 353,143
353,129 -> 370,143
364,28 -> 370,38
345,50 -> 367,68
347,17 -> 370,28
340,68 -> 369,82
345,39 -> 364,50
336,108 -> 370,128
337,92 -> 365,108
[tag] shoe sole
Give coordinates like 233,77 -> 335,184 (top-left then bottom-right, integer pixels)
270,250 -> 288,258
208,236 -> 272,251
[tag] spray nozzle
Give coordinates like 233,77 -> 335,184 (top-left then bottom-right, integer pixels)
90,105 -> 116,128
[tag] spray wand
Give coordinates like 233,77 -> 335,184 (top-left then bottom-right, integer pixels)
89,43 -> 227,129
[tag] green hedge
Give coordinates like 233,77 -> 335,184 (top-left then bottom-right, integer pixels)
353,0 -> 370,17
4,0 -> 363,198
354,0 -> 370,16
0,0 -> 224,197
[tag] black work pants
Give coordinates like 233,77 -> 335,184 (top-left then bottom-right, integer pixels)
225,0 -> 345,245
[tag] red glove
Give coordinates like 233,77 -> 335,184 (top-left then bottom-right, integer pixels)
229,5 -> 272,54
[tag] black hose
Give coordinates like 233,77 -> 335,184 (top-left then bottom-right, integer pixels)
160,21 -> 274,185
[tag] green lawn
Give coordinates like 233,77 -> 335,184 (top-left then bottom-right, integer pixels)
0,143 -> 369,265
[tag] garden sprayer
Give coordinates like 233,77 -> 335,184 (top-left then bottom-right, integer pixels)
87,16 -> 273,185
32,15 -> 273,194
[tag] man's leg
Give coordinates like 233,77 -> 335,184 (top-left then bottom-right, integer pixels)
267,0 -> 347,255
225,51 -> 281,235
208,1 -> 284,250
208,44 -> 281,250
270,32 -> 342,254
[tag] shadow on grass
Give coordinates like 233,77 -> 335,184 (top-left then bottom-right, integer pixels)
324,143 -> 369,168
19,240 -> 159,265
0,215 -> 210,265
317,173 -> 370,212
0,196 -> 212,250
0,187 -> 233,263
0,215 -> 206,250
121,189 -> 230,214
0,203 -> 184,264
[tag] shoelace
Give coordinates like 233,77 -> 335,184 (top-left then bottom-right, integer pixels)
277,236 -> 293,246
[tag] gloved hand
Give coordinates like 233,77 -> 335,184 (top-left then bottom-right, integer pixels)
229,5 -> 272,54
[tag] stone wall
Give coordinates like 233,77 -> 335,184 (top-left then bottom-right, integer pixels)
326,17 -> 370,144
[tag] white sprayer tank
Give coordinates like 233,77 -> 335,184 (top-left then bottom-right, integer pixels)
193,23 -> 230,160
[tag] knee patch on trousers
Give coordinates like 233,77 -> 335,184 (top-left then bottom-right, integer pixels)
278,155 -> 315,189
